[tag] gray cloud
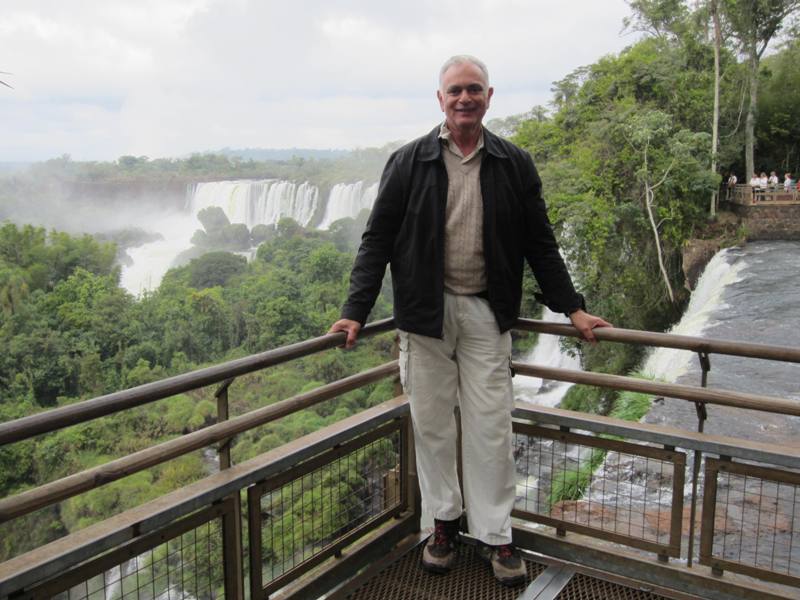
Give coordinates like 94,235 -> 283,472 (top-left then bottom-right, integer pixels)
1,0 -> 634,161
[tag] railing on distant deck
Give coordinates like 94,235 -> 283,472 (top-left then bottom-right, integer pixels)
729,183 -> 799,205
1,318 -> 800,599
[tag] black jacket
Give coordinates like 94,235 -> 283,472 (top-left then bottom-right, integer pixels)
341,125 -> 584,338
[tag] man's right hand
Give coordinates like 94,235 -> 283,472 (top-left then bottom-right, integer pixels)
328,319 -> 362,349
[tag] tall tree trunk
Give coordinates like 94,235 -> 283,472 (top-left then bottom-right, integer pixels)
641,142 -> 676,305
645,185 -> 675,304
745,38 -> 759,180
710,0 -> 721,217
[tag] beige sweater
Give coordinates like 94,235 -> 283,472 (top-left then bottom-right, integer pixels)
439,123 -> 487,294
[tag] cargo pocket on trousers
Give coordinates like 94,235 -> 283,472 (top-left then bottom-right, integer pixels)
398,331 -> 411,395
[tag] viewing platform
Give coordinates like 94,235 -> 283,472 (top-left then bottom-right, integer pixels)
1,319 -> 800,600
723,184 -> 800,241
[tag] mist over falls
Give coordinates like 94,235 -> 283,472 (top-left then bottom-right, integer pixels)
120,179 -> 378,295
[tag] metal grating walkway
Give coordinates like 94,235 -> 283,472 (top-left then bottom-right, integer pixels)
556,572 -> 672,600
344,543 -> 674,600
345,543 -> 546,599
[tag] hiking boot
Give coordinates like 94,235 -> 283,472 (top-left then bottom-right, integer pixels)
476,543 -> 526,587
421,518 -> 460,573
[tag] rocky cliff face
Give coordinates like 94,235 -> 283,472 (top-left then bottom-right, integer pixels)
682,201 -> 800,290
727,202 -> 800,241
682,211 -> 744,291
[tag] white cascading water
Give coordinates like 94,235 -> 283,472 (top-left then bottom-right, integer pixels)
514,309 -> 581,407
119,210 -> 198,296
188,180 -> 319,229
641,249 -> 745,381
318,182 -> 378,229
120,179 -> 359,295
583,248 -> 747,528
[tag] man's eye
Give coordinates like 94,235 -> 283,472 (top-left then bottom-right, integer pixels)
466,85 -> 484,93
447,87 -> 462,96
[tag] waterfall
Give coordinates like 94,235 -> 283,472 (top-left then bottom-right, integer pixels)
120,179 -> 380,294
318,182 -> 378,229
642,249 -> 745,381
514,309 -> 581,408
119,210 -> 197,296
188,179 -> 320,228
121,179 -> 326,294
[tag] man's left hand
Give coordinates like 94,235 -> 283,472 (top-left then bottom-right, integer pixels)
569,309 -> 612,343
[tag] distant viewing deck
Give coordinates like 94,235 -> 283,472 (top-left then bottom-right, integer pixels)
722,185 -> 800,241
728,184 -> 799,205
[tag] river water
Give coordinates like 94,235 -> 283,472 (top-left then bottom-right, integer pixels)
513,309 -> 581,407
642,240 -> 800,444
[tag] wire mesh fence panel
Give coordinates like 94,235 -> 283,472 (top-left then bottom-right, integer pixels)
30,504 -> 230,600
701,458 -> 800,586
512,423 -> 684,556
248,421 -> 405,597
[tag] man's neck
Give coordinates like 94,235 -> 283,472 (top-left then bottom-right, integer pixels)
447,123 -> 483,156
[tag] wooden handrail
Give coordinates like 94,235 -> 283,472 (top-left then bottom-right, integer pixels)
515,318 -> 800,363
512,363 -> 800,417
0,362 -> 399,524
0,318 -> 396,446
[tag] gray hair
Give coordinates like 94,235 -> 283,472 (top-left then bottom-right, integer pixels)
439,55 -> 490,88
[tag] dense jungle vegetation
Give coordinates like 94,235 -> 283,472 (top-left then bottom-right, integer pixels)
2,0 -> 800,563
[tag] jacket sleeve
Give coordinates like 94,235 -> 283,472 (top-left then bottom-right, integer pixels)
341,151 -> 407,324
519,152 -> 585,315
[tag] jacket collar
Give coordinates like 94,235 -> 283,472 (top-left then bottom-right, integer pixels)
417,124 -> 509,161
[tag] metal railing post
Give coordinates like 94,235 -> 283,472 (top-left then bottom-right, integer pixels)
216,378 -> 235,470
687,351 -> 710,567
215,378 -> 244,600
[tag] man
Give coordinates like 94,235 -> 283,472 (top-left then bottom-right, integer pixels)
329,55 -> 610,587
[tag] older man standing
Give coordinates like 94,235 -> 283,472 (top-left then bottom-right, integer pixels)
329,55 -> 610,587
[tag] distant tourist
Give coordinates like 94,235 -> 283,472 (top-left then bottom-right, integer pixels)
750,173 -> 761,203
759,172 -> 769,188
768,171 -> 779,188
784,173 -> 794,192
726,172 -> 737,200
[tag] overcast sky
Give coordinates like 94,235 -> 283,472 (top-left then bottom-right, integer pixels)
1,1 -> 637,162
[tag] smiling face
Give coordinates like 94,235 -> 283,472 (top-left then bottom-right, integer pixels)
437,61 -> 493,134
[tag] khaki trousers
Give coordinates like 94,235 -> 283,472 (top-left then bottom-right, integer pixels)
399,293 -> 515,545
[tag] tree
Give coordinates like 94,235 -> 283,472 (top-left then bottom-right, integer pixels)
188,252 -> 247,289
624,0 -> 690,38
757,38 -> 800,172
711,0 -> 724,217
624,111 -> 679,303
196,206 -> 231,235
0,266 -> 30,317
622,109 -> 713,304
722,0 -> 800,178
